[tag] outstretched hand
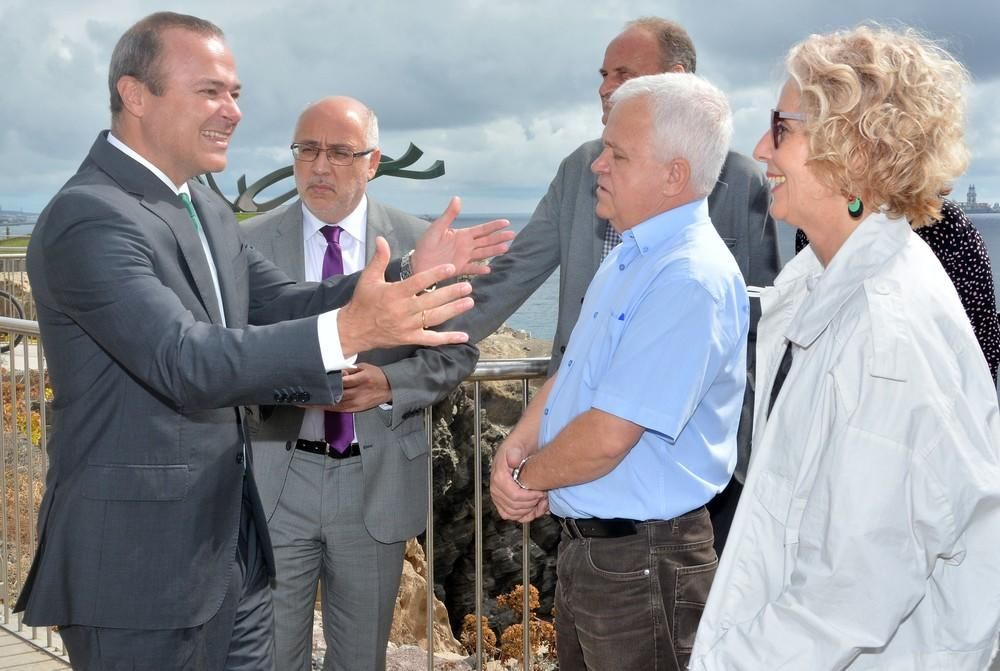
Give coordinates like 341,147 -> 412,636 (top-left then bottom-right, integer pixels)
412,196 -> 514,276
337,236 -> 473,356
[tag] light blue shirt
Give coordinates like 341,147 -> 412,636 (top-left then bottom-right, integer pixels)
541,199 -> 749,520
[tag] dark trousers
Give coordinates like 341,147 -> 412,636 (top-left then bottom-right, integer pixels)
707,479 -> 743,557
61,485 -> 275,671
554,506 -> 717,671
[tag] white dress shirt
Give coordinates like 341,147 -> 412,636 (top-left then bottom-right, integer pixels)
299,196 -> 367,441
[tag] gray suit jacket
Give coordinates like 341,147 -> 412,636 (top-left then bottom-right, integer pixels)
242,198 -> 478,543
16,132 -> 367,630
462,139 -> 780,480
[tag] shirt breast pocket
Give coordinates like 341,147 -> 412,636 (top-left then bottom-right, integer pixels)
581,309 -> 627,390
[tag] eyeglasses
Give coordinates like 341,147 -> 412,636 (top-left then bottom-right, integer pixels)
290,143 -> 375,166
770,109 -> 806,149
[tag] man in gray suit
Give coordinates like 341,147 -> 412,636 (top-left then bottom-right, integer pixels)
475,17 -> 780,551
243,96 -> 475,671
14,13 -> 509,671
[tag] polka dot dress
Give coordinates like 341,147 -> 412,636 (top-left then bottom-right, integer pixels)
794,199 -> 1000,382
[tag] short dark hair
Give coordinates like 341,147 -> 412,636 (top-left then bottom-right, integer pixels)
626,17 -> 697,73
108,12 -> 224,117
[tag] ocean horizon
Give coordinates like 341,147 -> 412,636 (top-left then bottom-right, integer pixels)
8,212 -> 1000,344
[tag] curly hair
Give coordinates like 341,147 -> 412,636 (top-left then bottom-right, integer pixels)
786,25 -> 969,227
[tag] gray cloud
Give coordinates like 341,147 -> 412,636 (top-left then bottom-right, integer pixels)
2,0 -> 998,214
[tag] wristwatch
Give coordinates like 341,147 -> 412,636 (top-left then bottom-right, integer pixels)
399,249 -> 436,292
511,455 -> 532,490
399,249 -> 415,280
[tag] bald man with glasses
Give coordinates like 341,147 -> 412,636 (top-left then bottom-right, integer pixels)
243,96 -> 477,671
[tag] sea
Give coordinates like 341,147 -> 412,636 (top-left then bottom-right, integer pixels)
6,213 -> 999,343
456,212 -> 1000,342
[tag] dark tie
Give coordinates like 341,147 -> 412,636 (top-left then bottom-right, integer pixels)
320,225 -> 355,453
601,222 -> 622,261
179,193 -> 201,231
766,342 -> 794,419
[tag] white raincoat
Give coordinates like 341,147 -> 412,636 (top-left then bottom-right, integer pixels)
690,212 -> 1000,670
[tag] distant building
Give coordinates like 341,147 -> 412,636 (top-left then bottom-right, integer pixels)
959,185 -> 1000,214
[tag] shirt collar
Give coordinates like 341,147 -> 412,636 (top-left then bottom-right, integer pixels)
780,211 -> 912,347
106,132 -> 190,198
302,193 -> 367,245
621,198 -> 709,255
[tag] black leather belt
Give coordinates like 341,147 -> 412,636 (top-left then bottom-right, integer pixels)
553,515 -> 640,539
294,439 -> 361,459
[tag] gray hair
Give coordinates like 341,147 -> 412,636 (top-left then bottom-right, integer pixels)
109,12 -> 224,117
364,108 -> 380,149
625,17 -> 697,73
610,73 -> 731,197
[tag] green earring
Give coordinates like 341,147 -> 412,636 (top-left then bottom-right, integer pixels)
847,196 -> 864,219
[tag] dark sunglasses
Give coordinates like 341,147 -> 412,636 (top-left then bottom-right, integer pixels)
771,109 -> 806,148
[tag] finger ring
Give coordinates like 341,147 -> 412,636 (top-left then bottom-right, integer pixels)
421,310 -> 427,329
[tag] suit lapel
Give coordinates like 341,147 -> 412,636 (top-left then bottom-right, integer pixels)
590,180 -> 606,272
273,202 -> 307,282
365,198 -> 399,263
146,196 -> 225,325
192,183 -> 242,326
89,133 -> 227,325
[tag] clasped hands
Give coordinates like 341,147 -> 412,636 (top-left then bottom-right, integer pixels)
338,196 -> 512,356
490,439 -> 549,524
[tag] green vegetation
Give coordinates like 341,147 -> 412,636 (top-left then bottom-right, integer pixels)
0,236 -> 29,249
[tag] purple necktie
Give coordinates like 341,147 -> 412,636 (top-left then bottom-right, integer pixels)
320,225 -> 355,454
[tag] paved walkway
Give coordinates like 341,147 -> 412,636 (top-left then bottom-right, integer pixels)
0,626 -> 68,670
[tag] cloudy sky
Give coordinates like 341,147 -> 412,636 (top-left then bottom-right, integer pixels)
2,0 -> 999,216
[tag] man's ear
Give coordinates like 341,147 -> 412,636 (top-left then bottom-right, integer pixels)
366,148 -> 382,181
663,158 -> 691,197
117,75 -> 146,118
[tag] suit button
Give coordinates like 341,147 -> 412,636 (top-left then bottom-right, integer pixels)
299,392 -> 311,402
560,345 -> 566,353
285,441 -> 293,451
236,452 -> 244,464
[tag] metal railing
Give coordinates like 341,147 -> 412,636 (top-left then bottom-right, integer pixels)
0,310 -> 551,668
0,317 -> 59,658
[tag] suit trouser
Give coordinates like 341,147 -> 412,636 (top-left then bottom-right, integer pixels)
268,449 -> 406,671
61,481 -> 275,671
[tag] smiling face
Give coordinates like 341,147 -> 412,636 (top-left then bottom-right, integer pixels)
752,80 -> 840,230
292,97 -> 381,225
122,28 -> 242,187
598,28 -> 666,125
590,96 -> 672,232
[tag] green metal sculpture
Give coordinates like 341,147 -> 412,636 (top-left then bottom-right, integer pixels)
201,143 -> 445,214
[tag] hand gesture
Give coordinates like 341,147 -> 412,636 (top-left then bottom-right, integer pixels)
327,363 -> 391,412
337,236 -> 473,356
412,197 -> 514,276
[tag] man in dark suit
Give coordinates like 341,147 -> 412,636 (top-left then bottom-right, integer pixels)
473,17 -> 781,551
242,96 -> 476,671
14,13 -> 509,670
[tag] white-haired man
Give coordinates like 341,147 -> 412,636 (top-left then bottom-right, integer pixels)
489,73 -> 749,670
467,17 -> 779,554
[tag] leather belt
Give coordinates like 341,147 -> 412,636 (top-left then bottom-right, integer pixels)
294,438 -> 361,459
553,515 -> 640,539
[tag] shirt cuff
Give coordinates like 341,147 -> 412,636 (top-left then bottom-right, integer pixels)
317,309 -> 358,372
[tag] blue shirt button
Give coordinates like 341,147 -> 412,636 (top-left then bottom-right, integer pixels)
544,408 -> 549,415
593,312 -> 598,318
619,264 -> 625,270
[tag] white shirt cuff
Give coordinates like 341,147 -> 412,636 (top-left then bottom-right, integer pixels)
317,309 -> 358,372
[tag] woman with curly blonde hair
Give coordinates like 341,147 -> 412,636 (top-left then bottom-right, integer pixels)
690,25 -> 1000,670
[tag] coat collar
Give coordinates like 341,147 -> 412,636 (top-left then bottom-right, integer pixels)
767,211 -> 912,348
